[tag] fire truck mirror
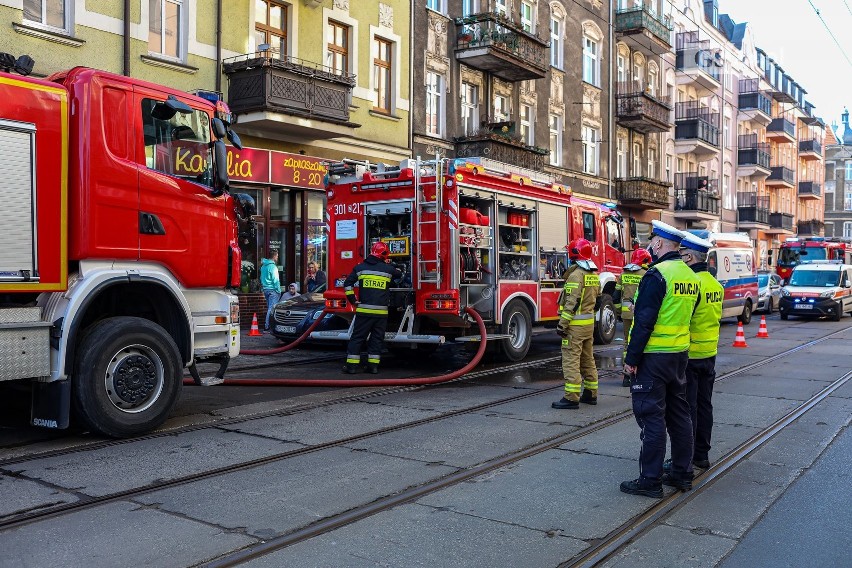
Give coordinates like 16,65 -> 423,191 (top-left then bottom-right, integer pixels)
212,140 -> 229,196
151,95 -> 193,121
227,129 -> 243,150
212,118 -> 227,140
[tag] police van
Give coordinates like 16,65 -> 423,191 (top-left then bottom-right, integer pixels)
779,262 -> 852,321
687,231 -> 759,324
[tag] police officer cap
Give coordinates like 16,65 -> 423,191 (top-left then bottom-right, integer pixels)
650,220 -> 684,244
680,232 -> 712,254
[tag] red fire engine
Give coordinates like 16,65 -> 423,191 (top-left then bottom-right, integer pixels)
776,237 -> 852,281
0,58 -> 245,437
318,157 -> 627,361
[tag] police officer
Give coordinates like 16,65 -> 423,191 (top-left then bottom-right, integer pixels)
552,238 -> 601,409
614,248 -> 652,387
663,232 -> 723,477
620,221 -> 699,497
342,242 -> 402,374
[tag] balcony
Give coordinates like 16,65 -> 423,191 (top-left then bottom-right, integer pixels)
614,6 -> 673,55
222,52 -> 358,140
737,89 -> 772,126
454,123 -> 548,171
675,32 -> 721,95
615,83 -> 673,133
798,139 -> 823,161
673,173 -> 719,220
798,180 -> 822,199
767,212 -> 795,234
797,219 -> 824,235
737,136 -> 771,178
674,104 -> 719,159
615,177 -> 671,209
766,166 -> 795,188
736,193 -> 770,229
766,117 -> 796,144
454,13 -> 549,82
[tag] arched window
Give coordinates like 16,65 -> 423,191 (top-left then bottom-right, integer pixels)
582,22 -> 603,87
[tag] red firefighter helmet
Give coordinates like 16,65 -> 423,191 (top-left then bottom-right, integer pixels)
566,238 -> 593,261
630,248 -> 652,266
370,241 -> 390,260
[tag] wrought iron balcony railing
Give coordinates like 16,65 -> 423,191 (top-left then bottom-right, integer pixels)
615,177 -> 671,208
614,6 -> 673,48
454,127 -> 548,171
454,12 -> 549,81
615,82 -> 673,133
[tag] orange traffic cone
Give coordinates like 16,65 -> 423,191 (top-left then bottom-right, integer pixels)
248,313 -> 263,337
756,316 -> 770,338
732,322 -> 749,348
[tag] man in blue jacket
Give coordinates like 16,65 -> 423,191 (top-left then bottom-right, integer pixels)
260,250 -> 281,332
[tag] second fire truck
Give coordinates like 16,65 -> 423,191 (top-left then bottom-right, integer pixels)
318,157 -> 628,361
776,237 -> 852,282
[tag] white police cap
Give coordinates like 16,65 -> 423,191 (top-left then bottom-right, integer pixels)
680,232 -> 712,254
650,220 -> 685,244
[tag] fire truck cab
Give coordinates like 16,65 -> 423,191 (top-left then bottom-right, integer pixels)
319,157 -> 627,361
776,237 -> 852,283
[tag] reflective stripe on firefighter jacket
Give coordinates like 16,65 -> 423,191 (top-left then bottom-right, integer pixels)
689,268 -> 723,359
343,256 -> 402,316
615,265 -> 646,320
557,264 -> 600,329
644,260 -> 700,353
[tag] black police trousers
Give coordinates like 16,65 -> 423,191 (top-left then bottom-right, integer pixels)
686,356 -> 716,463
630,351 -> 694,482
346,314 -> 388,367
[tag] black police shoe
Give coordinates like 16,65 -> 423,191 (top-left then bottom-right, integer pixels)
693,458 -> 711,470
622,374 -> 631,387
580,390 -> 597,405
366,364 -> 379,375
662,473 -> 693,492
342,364 -> 360,374
620,478 -> 663,498
551,397 -> 580,409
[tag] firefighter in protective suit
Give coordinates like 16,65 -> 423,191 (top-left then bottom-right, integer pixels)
552,238 -> 601,409
342,242 -> 402,374
614,248 -> 652,387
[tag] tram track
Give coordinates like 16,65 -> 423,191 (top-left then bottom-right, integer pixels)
2,325 -> 846,561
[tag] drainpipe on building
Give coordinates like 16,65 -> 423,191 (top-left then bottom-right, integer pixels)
409,0 -> 414,156
608,0 -> 614,203
123,0 -> 130,76
216,0 -> 223,94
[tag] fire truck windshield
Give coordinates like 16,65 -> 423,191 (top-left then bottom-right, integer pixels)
778,246 -> 827,267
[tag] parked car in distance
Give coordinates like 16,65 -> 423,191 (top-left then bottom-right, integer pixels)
271,285 -> 349,343
757,271 -> 783,313
779,262 -> 852,321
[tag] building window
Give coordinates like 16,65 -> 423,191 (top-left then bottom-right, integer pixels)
550,16 -> 563,69
327,20 -> 349,75
493,94 -> 509,122
666,154 -> 672,182
583,126 -> 600,175
845,222 -> 852,238
520,104 -> 534,145
520,1 -> 534,33
23,0 -> 69,32
616,54 -> 627,85
426,0 -> 446,13
616,136 -> 626,178
648,67 -> 658,97
633,60 -> 643,87
846,162 -> 852,180
426,72 -> 444,137
461,82 -> 479,135
462,0 -> 477,17
648,147 -> 658,179
549,114 -> 562,166
255,0 -> 287,55
149,0 -> 184,59
583,36 -> 599,86
494,0 -> 507,16
373,37 -> 393,113
632,142 -> 641,176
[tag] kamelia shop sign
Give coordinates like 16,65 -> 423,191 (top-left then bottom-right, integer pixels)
227,147 -> 327,189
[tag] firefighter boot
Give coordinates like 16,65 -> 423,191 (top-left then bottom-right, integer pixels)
551,397 -> 580,409
366,364 -> 379,374
580,390 -> 598,405
342,363 -> 360,374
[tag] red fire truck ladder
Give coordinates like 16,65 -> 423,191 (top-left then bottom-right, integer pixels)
414,158 -> 443,287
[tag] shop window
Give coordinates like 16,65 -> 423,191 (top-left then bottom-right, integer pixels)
270,189 -> 291,220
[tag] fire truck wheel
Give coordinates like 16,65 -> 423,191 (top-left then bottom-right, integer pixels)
593,294 -> 617,345
737,300 -> 753,325
72,317 -> 183,438
498,300 -> 532,362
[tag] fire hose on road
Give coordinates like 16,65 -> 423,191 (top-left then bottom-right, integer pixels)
183,307 -> 488,387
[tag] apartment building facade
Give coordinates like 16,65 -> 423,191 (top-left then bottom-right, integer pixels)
823,111 -> 852,239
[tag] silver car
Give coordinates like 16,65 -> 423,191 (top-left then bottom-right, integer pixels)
756,271 -> 783,313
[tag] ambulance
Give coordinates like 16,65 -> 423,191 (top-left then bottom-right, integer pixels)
687,231 -> 759,324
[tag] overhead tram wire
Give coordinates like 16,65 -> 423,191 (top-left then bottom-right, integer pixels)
844,0 -> 852,18
806,0 -> 852,69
